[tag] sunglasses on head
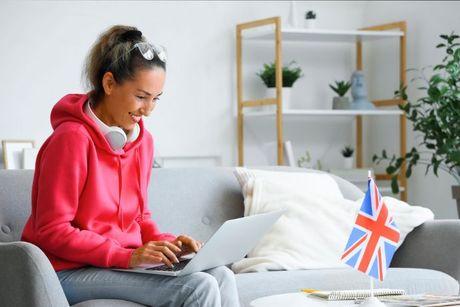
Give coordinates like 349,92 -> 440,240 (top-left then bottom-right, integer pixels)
109,41 -> 167,69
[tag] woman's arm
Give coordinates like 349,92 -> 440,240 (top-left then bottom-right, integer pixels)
33,128 -> 134,268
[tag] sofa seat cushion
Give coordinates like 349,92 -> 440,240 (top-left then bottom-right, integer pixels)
235,268 -> 459,307
72,299 -> 145,307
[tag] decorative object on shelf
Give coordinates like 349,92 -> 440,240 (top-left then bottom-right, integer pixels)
341,145 -> 354,169
304,10 -> 316,29
288,1 -> 298,28
1,140 -> 35,169
350,70 -> 376,110
297,150 -> 311,168
330,80 -> 352,109
153,159 -> 163,168
283,140 -> 296,167
257,61 -> 303,111
373,32 -> 460,215
297,149 -> 323,170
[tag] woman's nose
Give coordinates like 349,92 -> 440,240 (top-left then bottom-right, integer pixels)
140,100 -> 155,116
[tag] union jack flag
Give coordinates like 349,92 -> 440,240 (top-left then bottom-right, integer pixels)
341,176 -> 400,281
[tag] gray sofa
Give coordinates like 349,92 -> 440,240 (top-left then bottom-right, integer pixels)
0,167 -> 459,307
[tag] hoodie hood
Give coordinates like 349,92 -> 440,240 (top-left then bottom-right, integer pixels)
50,93 -> 145,155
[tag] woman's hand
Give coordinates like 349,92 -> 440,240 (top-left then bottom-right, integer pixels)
129,240 -> 181,268
172,235 -> 203,257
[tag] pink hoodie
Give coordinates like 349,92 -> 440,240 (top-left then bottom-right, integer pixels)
21,93 -> 175,271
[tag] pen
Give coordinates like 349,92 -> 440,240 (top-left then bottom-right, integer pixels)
301,289 -> 318,293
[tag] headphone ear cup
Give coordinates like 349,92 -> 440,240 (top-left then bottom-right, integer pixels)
105,127 -> 127,151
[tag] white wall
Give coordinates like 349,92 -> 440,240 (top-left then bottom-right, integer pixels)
0,1 -> 458,218
363,1 -> 460,219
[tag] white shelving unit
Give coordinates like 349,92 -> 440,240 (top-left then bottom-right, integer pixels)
236,17 -> 408,200
243,27 -> 404,42
243,109 -> 404,116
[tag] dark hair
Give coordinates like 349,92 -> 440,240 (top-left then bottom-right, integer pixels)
82,25 -> 166,103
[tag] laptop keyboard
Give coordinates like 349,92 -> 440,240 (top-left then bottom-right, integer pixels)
146,258 -> 192,272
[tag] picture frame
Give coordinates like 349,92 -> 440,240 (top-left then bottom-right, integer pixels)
22,147 -> 40,169
2,140 -> 35,170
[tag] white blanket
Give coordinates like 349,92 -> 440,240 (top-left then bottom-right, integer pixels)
231,176 -> 434,273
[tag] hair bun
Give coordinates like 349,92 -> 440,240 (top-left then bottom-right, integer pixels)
120,29 -> 143,42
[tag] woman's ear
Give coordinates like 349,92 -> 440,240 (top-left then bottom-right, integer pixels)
102,72 -> 116,96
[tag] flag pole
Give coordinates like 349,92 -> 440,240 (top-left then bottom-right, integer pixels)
359,170 -> 385,306
370,277 -> 374,298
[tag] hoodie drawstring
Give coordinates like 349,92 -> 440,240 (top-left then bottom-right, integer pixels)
117,156 -> 124,231
135,148 -> 145,221
117,149 -> 144,231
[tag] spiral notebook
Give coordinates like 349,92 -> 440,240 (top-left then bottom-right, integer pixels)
309,289 -> 406,301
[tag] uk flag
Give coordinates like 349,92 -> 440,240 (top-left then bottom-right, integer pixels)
341,176 -> 401,281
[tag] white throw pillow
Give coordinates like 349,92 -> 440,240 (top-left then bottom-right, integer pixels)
231,170 -> 434,274
234,167 -> 344,202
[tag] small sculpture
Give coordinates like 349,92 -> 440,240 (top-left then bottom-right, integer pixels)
350,71 -> 375,110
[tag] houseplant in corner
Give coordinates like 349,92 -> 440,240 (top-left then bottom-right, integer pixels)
341,145 -> 354,169
373,32 -> 460,216
304,10 -> 316,29
330,80 -> 352,109
257,61 -> 303,111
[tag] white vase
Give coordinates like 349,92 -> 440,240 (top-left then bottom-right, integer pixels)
304,19 -> 316,29
343,157 -> 354,169
266,87 -> 292,112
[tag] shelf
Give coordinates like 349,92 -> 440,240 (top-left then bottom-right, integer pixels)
243,109 -> 404,117
243,27 -> 404,42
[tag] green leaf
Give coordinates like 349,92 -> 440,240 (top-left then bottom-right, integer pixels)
395,157 -> 404,169
428,86 -> 441,100
454,48 -> 460,61
382,150 -> 387,159
386,166 -> 397,174
391,176 -> 400,194
405,165 -> 412,178
436,43 -> 446,48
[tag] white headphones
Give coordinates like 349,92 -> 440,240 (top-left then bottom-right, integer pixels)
85,101 -> 140,151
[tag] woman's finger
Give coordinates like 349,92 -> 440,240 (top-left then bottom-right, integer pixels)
141,254 -> 163,264
150,245 -> 179,264
152,251 -> 173,268
160,240 -> 182,254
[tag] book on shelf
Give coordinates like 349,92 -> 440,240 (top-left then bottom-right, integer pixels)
283,140 -> 296,167
307,288 -> 405,301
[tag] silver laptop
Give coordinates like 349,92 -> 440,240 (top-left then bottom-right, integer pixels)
114,210 -> 284,277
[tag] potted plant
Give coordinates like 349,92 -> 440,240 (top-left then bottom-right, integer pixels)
341,145 -> 354,169
297,149 -> 323,170
373,32 -> 460,216
330,80 -> 352,109
257,61 -> 303,111
304,10 -> 316,29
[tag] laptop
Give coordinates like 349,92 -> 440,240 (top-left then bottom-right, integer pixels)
113,210 -> 284,277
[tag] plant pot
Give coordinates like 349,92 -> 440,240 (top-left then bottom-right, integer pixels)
452,186 -> 460,218
332,96 -> 351,110
265,87 -> 292,112
304,19 -> 316,29
343,157 -> 354,169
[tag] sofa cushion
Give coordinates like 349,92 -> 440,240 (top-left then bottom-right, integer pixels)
235,268 -> 460,307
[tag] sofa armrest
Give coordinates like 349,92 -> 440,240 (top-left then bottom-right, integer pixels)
392,220 -> 460,282
0,241 -> 69,307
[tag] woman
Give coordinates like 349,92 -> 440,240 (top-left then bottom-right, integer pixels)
21,25 -> 239,307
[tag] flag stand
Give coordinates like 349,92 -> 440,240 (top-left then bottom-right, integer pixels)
359,278 -> 385,306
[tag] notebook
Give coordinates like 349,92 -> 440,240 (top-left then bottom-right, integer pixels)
309,289 -> 406,301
